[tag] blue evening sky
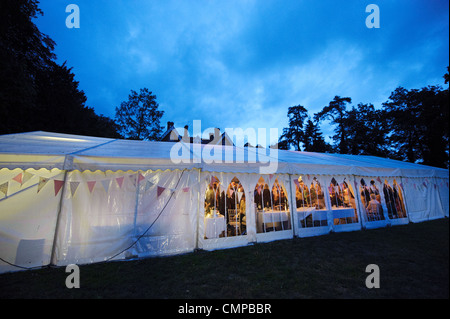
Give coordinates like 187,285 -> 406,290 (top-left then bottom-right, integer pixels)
34,1 -> 449,145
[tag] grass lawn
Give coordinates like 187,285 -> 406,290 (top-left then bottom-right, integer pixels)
0,218 -> 448,299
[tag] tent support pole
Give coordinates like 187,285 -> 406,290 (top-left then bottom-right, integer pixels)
351,174 -> 365,230
195,168 -> 201,250
288,174 -> 297,238
50,169 -> 69,266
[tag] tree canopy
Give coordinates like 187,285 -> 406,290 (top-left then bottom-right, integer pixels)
279,70 -> 449,168
0,0 -> 120,138
114,88 -> 164,141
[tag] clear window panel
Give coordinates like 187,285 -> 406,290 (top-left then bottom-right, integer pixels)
329,177 -> 358,225
383,179 -> 407,219
204,176 -> 246,239
295,176 -> 328,228
360,178 -> 385,222
255,177 -> 291,233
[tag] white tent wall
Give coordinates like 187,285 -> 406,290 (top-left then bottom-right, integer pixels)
401,177 -> 446,223
0,168 -> 64,273
435,177 -> 449,217
53,169 -> 199,266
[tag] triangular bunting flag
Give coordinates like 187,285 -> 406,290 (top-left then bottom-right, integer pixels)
37,177 -> 49,193
138,173 -> 145,184
70,181 -> 80,197
54,180 -> 64,196
145,180 -> 154,192
12,173 -> 23,185
293,179 -> 299,188
101,179 -> 111,193
157,186 -> 165,197
0,181 -> 8,196
128,174 -> 137,187
87,181 -> 96,193
182,187 -> 190,192
116,176 -> 124,188
376,176 -> 382,184
22,171 -> 33,185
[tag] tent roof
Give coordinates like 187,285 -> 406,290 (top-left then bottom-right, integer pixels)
0,131 -> 448,178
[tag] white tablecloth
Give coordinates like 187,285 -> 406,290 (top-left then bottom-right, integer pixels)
296,207 -> 328,220
331,207 -> 355,218
258,210 -> 289,223
205,215 -> 226,239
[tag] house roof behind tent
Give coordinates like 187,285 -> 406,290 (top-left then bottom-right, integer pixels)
0,131 -> 448,178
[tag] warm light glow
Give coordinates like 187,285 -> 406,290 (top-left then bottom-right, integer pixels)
38,136 -> 88,143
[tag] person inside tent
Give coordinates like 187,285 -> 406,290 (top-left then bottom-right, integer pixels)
365,193 -> 384,220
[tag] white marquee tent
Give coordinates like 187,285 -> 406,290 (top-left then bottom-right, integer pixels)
0,131 -> 448,273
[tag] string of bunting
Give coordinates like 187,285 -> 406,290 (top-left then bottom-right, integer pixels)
0,170 -> 197,200
1,170 -> 448,200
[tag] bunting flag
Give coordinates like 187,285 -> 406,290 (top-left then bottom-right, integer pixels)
101,179 -> 111,193
37,177 -> 49,193
12,173 -> 23,185
306,174 -> 310,180
54,180 -> 64,196
423,182 -> 427,188
70,181 -> 80,197
145,180 -> 154,192
128,174 -> 137,186
1,171 -> 202,200
87,181 -> 96,193
116,176 -> 124,188
376,176 -> 382,184
0,181 -> 8,196
157,186 -> 165,197
22,171 -> 33,185
293,179 -> 299,188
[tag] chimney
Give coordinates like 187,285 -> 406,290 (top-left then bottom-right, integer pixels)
167,121 -> 174,129
182,125 -> 189,142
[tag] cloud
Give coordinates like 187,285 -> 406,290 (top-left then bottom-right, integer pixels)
34,0 -> 449,146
